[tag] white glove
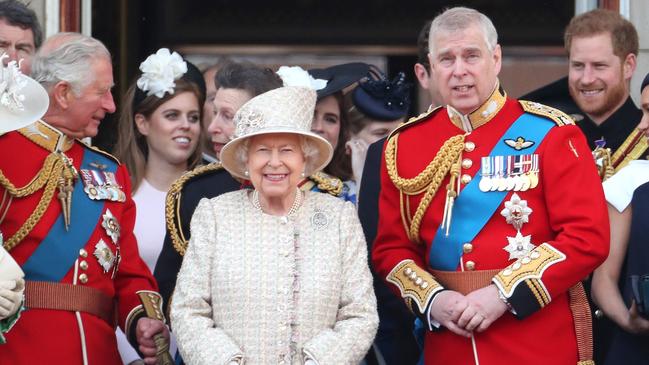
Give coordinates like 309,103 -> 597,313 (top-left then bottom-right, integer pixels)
345,138 -> 369,186
0,279 -> 24,320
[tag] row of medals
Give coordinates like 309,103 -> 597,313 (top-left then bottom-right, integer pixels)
479,171 -> 539,192
478,154 -> 539,192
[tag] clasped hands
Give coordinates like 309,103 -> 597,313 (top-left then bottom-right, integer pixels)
429,284 -> 508,337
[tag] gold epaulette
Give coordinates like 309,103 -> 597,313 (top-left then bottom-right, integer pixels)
387,105 -> 443,141
611,128 -> 649,173
78,140 -> 121,164
303,171 -> 343,196
165,162 -> 224,256
519,100 -> 575,126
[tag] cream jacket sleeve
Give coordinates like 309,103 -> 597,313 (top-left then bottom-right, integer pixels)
170,198 -> 243,365
302,202 -> 378,365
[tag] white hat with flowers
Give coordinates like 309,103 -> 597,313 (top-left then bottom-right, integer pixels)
220,66 -> 333,180
0,53 -> 49,135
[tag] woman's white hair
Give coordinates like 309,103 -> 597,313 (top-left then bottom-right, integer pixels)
428,7 -> 498,56
235,134 -> 320,176
31,32 -> 111,96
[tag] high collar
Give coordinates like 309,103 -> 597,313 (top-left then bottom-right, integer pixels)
17,120 -> 75,153
447,81 -> 507,132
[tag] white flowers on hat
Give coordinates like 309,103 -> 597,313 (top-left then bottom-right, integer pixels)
136,48 -> 188,98
0,53 -> 27,113
276,66 -> 327,90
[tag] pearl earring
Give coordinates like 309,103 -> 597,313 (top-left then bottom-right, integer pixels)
301,171 -> 306,178
244,170 -> 249,177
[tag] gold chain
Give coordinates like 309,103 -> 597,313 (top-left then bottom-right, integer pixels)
385,133 -> 466,243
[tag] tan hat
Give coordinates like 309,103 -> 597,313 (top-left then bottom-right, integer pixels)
220,85 -> 333,180
0,54 -> 49,135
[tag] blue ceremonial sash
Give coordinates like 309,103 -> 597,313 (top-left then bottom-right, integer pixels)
429,113 -> 554,270
23,149 -> 116,281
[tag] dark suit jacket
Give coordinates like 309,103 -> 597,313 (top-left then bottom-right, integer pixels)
358,137 -> 420,365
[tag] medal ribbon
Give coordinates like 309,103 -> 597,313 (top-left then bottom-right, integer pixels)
429,113 -> 554,270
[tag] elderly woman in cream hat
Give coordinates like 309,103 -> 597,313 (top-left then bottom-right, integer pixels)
170,67 -> 378,365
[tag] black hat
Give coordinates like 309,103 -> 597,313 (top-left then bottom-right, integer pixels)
183,61 -> 207,102
308,63 -> 369,100
352,68 -> 412,121
642,73 -> 649,93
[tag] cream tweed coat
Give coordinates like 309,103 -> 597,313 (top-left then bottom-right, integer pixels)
171,190 -> 378,365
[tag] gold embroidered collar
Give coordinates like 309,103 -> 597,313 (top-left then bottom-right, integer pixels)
447,82 -> 507,132
18,120 -> 75,153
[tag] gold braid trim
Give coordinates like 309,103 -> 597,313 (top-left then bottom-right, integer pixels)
569,283 -> 594,364
308,171 -> 343,196
385,133 -> 465,242
0,153 -> 60,197
611,128 -> 648,173
2,155 -> 64,251
165,163 -> 224,256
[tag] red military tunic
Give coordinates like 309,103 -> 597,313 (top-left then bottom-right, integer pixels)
372,86 -> 609,365
0,121 -> 161,364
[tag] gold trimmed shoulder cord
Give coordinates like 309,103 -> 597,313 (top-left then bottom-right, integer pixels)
165,163 -> 224,256
384,133 -> 465,243
1,152 -> 77,251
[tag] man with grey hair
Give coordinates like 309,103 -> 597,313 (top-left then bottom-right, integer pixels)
372,7 -> 608,364
0,32 -> 170,364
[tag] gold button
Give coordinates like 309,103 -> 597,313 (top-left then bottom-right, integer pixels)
79,273 -> 88,284
79,260 -> 88,270
463,243 -> 473,253
464,141 -> 475,152
461,158 -> 473,169
465,261 -> 475,271
461,174 -> 472,184
79,249 -> 88,258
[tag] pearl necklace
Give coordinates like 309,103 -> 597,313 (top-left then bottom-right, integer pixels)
252,188 -> 303,217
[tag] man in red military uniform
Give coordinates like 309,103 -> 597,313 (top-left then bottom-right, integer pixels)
372,7 -> 609,365
0,33 -> 169,364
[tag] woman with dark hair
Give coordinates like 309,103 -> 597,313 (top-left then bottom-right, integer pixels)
112,48 -> 205,365
592,73 -> 649,365
309,63 -> 369,203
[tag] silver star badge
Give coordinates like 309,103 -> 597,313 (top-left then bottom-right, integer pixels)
500,193 -> 532,231
101,209 -> 121,244
503,231 -> 536,260
94,239 -> 115,273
